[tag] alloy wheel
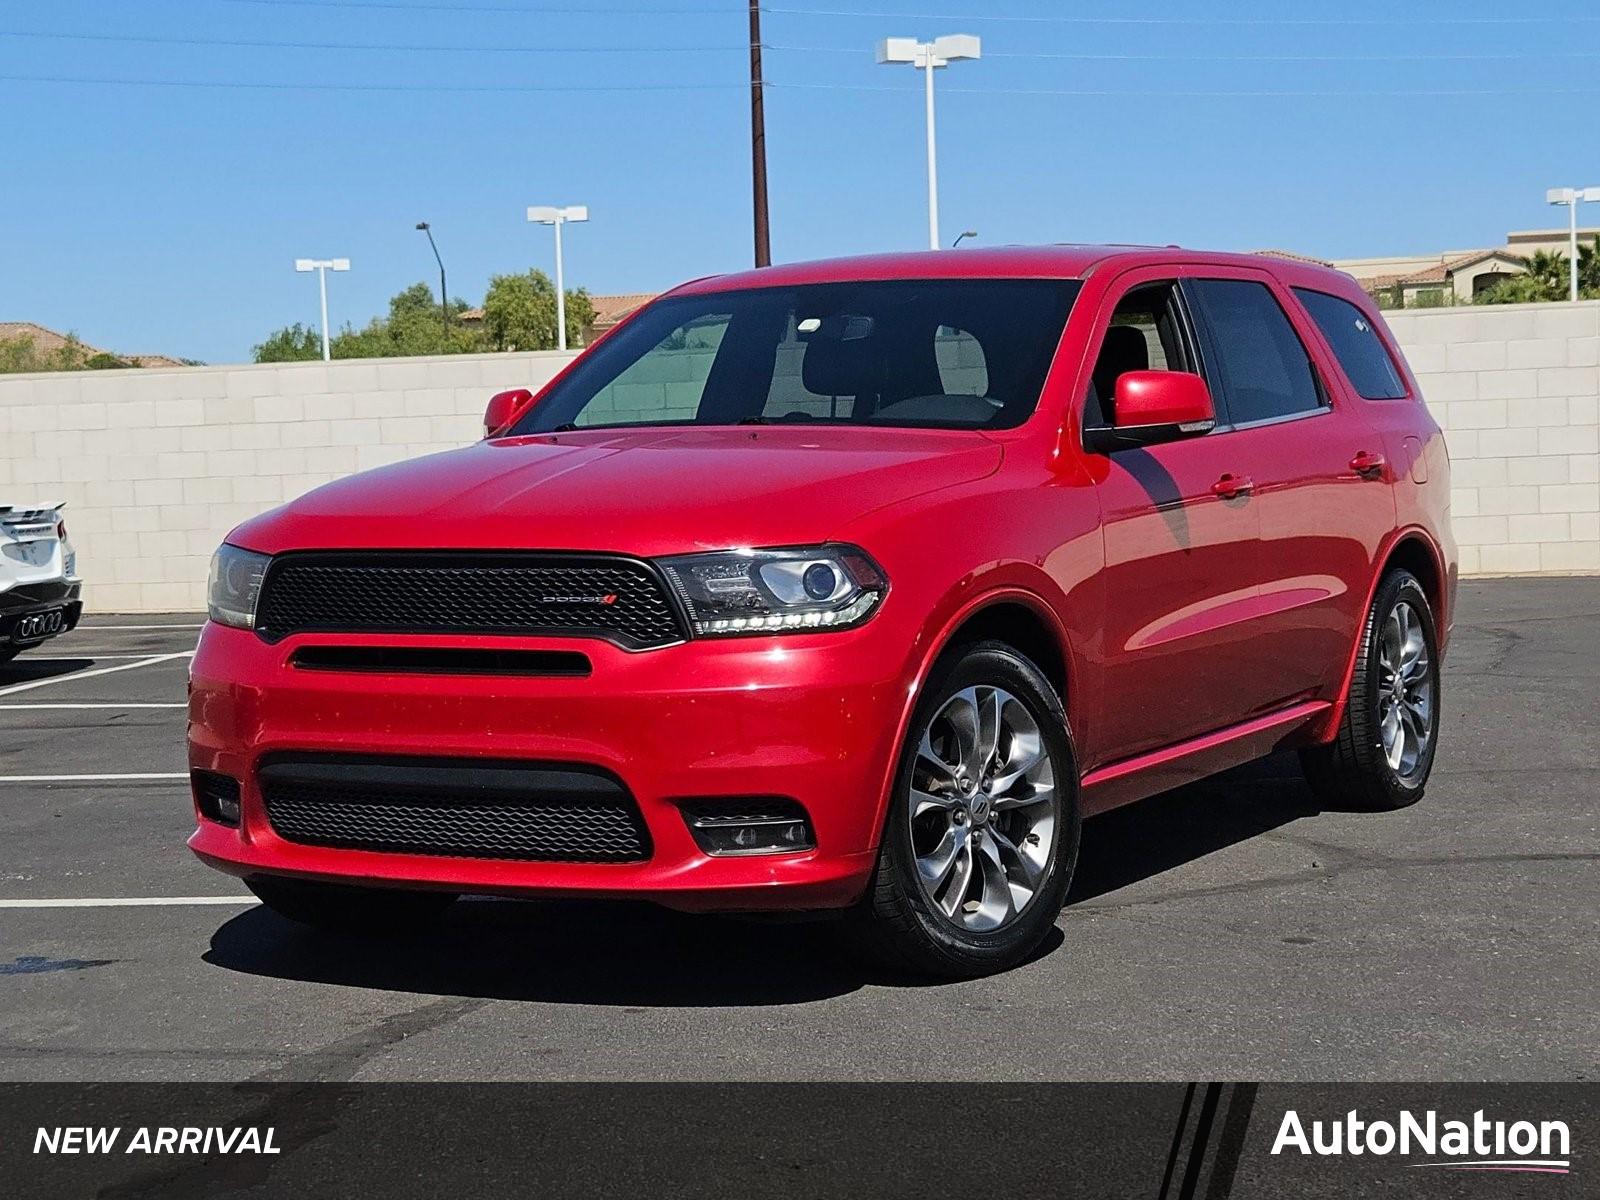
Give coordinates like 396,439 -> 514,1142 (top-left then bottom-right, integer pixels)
1376,600 -> 1434,778
908,685 -> 1059,932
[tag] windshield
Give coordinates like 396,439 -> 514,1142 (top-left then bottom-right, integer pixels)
510,278 -> 1082,434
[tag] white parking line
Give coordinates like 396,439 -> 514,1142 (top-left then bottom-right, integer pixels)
0,895 -> 254,908
0,772 -> 187,783
15,653 -> 188,661
76,623 -> 205,631
0,703 -> 187,711
0,651 -> 192,697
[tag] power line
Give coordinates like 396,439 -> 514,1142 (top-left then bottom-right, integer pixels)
0,72 -> 744,92
13,29 -> 1595,65
765,5 -> 1600,26
4,70 -> 1598,99
771,80 -> 1600,98
217,0 -> 734,12
0,29 -> 746,53
767,43 -> 1600,64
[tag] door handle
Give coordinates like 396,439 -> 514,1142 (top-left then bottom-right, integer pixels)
1211,473 -> 1254,499
1349,450 -> 1386,478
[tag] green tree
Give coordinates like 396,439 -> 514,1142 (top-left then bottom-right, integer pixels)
1477,249 -> 1571,305
253,323 -> 324,363
330,282 -> 485,359
1578,236 -> 1600,297
481,269 -> 594,351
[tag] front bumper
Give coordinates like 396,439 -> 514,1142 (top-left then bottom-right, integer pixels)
0,579 -> 82,648
187,622 -> 910,912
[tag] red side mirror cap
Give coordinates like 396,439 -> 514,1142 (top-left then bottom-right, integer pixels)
1113,370 -> 1215,430
484,388 -> 534,438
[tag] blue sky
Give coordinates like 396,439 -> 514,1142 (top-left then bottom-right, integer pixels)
4,0 -> 1599,364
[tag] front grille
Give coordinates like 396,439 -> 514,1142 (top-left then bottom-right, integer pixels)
255,552 -> 686,649
259,755 -> 651,863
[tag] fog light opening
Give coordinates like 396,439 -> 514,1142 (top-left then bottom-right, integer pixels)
682,799 -> 815,856
192,770 -> 242,827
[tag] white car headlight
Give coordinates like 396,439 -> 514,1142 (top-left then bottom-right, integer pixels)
207,544 -> 270,630
658,545 -> 887,637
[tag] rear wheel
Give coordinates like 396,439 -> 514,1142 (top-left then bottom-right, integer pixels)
847,641 -> 1080,979
1301,569 -> 1440,810
246,876 -> 457,936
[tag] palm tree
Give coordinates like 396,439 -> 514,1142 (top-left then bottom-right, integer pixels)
1527,249 -> 1570,298
1579,237 -> 1600,297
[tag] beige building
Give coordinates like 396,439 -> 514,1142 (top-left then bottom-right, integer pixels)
1331,227 -> 1598,309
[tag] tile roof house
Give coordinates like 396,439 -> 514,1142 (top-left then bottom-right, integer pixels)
1332,226 -> 1593,308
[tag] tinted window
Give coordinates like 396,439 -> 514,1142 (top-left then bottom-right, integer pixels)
1189,279 -> 1324,424
511,279 -> 1081,434
1293,288 -> 1408,400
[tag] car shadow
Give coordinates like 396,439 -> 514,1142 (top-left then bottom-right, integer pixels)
1067,750 -> 1323,904
203,752 -> 1326,1007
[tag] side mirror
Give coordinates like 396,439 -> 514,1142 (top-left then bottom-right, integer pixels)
483,388 -> 534,438
1087,370 -> 1216,453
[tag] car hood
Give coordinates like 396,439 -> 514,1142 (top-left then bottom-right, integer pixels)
231,426 -> 1003,558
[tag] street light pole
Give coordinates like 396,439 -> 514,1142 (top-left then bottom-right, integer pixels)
1546,186 -> 1600,302
527,205 -> 589,351
416,222 -> 448,337
876,34 -> 981,251
294,257 -> 350,361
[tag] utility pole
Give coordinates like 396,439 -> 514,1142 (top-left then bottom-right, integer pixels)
749,0 -> 771,267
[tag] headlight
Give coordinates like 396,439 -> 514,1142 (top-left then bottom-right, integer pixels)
659,545 -> 887,637
207,544 -> 270,630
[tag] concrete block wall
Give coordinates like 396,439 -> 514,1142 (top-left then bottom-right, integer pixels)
0,351 -> 577,611
1382,300 -> 1600,576
2,300 -> 1598,613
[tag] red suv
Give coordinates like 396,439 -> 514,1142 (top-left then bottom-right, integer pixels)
190,247 -> 1455,977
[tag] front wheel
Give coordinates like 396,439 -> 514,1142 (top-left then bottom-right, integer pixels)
246,876 -> 458,937
1301,568 -> 1441,810
847,641 -> 1081,979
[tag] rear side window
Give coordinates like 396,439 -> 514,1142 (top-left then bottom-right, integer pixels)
1188,279 -> 1324,425
1293,288 -> 1408,400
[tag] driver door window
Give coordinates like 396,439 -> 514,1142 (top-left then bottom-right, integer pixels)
1084,282 -> 1196,429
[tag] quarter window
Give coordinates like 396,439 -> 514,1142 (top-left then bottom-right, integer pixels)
1189,279 -> 1324,425
1292,288 -> 1408,400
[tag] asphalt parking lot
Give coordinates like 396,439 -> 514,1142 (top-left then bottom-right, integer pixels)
0,577 -> 1595,1083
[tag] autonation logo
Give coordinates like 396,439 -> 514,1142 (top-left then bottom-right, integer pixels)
1272,1108 -> 1572,1175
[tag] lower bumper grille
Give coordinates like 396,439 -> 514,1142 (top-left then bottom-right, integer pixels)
259,755 -> 651,864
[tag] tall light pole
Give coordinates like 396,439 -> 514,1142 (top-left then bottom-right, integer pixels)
527,204 -> 588,351
293,257 -> 350,361
416,222 -> 448,337
1546,187 -> 1600,302
876,34 -> 981,250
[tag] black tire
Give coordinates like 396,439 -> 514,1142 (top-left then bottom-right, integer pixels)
0,648 -> 18,664
846,640 -> 1081,979
1301,569 -> 1441,811
246,875 -> 457,937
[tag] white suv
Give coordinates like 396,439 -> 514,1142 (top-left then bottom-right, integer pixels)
1,502 -> 81,662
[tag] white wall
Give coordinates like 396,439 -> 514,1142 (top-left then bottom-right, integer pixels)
1382,301 -> 1600,576
1,299 -> 1598,613
0,351 -> 577,611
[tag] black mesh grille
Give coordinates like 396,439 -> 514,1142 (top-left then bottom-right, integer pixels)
259,756 -> 651,863
256,552 -> 685,649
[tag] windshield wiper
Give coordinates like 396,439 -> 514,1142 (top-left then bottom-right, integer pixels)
737,415 -> 774,425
